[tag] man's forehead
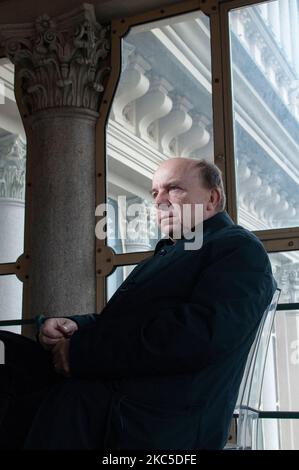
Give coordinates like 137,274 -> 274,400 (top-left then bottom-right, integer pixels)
152,161 -> 197,187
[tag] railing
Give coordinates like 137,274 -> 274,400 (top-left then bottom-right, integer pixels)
0,316 -> 44,328
1,302 -> 297,327
276,303 -> 299,310
234,409 -> 299,420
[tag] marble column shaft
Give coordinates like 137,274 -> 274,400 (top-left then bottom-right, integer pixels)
29,108 -> 98,315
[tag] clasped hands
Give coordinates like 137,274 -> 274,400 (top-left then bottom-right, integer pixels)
39,318 -> 78,377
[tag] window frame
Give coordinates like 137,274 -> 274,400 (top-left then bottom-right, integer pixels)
0,0 -> 298,314
0,51 -> 31,332
98,0 -> 299,310
97,0 -> 227,310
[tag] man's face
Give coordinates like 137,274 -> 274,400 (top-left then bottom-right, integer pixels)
151,159 -> 215,238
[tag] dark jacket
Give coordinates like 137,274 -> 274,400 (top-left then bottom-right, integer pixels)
69,211 -> 277,449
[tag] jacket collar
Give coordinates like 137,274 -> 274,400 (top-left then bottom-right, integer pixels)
154,211 -> 235,254
201,211 -> 235,239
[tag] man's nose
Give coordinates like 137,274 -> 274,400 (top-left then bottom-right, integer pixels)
155,191 -> 170,206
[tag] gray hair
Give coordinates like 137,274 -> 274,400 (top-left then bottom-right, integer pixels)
194,159 -> 226,212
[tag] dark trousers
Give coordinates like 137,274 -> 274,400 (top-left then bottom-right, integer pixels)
0,331 -> 114,450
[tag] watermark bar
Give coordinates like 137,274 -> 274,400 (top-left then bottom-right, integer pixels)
95,198 -> 204,251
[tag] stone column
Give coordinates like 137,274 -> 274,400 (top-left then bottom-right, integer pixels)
268,1 -> 280,42
0,4 -> 110,317
0,133 -> 26,262
258,3 -> 268,23
279,0 -> 292,61
0,133 -> 26,332
289,0 -> 299,76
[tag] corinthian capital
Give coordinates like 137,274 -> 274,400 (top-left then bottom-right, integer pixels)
0,4 -> 110,114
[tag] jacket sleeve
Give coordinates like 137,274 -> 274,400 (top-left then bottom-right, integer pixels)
69,314 -> 98,328
69,237 -> 277,379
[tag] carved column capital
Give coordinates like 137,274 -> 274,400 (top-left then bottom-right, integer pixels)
0,4 -> 110,114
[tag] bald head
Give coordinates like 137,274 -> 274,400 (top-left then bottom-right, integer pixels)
153,157 -> 198,178
151,157 -> 224,237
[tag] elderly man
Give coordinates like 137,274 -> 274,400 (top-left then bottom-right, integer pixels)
0,158 -> 276,449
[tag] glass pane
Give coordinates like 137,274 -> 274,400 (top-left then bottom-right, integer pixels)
229,1 -> 299,230
0,274 -> 22,333
261,309 -> 299,413
241,306 -> 299,448
106,10 -> 213,253
257,418 -> 299,450
237,289 -> 279,411
107,265 -> 137,300
260,252 -> 299,418
269,251 -> 299,303
0,58 -> 26,263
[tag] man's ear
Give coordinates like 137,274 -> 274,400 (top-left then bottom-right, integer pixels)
207,188 -> 221,211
